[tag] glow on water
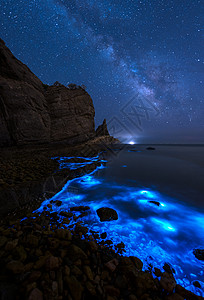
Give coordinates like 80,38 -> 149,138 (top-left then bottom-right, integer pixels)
36,154 -> 204,297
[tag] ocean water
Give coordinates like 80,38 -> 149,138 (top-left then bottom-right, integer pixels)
36,145 -> 204,296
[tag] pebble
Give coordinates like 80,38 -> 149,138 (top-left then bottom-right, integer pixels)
0,206 -> 202,300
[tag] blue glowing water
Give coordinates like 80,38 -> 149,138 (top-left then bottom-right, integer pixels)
36,147 -> 204,296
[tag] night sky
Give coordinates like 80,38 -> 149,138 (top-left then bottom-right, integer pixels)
0,0 -> 203,143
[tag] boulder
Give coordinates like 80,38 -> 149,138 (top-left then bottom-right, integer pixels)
193,249 -> 204,261
96,207 -> 118,222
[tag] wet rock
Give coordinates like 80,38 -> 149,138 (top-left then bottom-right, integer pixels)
101,232 -> 107,239
28,288 -> 43,300
154,267 -> 162,277
74,224 -> 88,235
193,249 -> 204,261
149,200 -> 160,207
54,200 -> 62,207
115,241 -> 125,253
59,211 -> 73,218
6,260 -> 24,274
193,281 -> 201,288
96,207 -> 118,222
70,206 -> 90,212
163,262 -> 175,274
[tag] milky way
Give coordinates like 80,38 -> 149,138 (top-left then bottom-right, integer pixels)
0,0 -> 203,143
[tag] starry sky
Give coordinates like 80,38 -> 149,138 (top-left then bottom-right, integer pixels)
0,0 -> 203,143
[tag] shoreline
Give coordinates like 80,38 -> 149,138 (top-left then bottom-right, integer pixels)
0,202 -> 203,299
0,143 -> 203,299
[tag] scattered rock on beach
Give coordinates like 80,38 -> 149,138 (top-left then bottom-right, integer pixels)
163,262 -> 175,274
193,249 -> 204,261
96,207 -> 118,222
70,206 -> 90,212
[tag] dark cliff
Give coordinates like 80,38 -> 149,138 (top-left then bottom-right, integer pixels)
0,39 -> 98,147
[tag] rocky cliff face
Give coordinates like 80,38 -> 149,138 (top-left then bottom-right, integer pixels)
96,119 -> 109,137
0,39 -> 96,147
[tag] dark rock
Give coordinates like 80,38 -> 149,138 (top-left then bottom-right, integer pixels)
6,260 -> 24,274
70,206 -> 90,212
45,256 -> 60,271
163,262 -> 175,274
64,275 -> 83,300
105,259 -> 119,272
193,281 -> 201,288
160,272 -> 176,294
96,119 -> 109,137
193,249 -> 204,261
104,285 -> 120,297
101,232 -> 107,239
66,244 -> 87,261
149,200 -> 160,207
96,207 -> 118,222
130,256 -> 143,270
175,284 -> 200,300
146,147 -> 155,150
0,40 -> 95,147
154,267 -> 162,277
54,200 -> 62,207
59,211 -> 73,218
28,288 -> 43,300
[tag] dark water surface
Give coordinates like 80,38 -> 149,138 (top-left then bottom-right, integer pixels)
37,145 -> 204,296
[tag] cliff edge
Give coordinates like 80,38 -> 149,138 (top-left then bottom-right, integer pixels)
0,39 -> 110,147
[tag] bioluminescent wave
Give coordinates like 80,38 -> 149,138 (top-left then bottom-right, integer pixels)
35,154 -> 204,297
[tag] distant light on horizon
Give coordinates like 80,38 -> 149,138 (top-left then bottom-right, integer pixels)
129,141 -> 135,145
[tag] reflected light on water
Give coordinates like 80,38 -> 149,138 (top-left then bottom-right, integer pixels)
34,154 -> 204,297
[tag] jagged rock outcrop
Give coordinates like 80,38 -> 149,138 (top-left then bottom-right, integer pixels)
0,39 -> 96,147
96,119 -> 109,137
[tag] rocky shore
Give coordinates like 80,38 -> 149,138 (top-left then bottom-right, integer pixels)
0,136 -> 118,217
0,205 -> 203,300
0,145 -> 203,300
